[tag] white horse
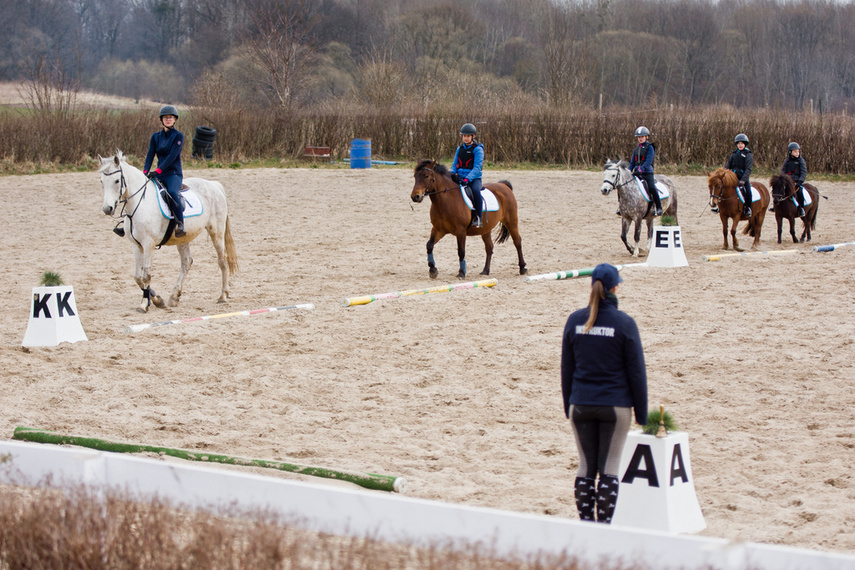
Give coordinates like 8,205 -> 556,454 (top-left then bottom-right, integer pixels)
600,160 -> 678,257
99,151 -> 238,312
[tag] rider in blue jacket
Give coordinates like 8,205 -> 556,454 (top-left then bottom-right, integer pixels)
144,105 -> 186,237
561,263 -> 648,524
628,126 -> 662,217
450,123 -> 484,228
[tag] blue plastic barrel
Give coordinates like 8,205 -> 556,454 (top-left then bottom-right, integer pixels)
350,139 -> 372,169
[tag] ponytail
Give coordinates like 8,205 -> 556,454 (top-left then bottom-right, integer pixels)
583,280 -> 606,333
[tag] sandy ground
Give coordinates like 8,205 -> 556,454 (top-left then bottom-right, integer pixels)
0,165 -> 853,556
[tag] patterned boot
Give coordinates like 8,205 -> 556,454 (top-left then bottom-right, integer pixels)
596,475 -> 620,524
574,477 -> 596,521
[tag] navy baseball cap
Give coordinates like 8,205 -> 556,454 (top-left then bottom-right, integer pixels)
591,263 -> 623,290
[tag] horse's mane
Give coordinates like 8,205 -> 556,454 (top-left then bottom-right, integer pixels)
98,150 -> 128,173
709,168 -> 738,187
415,159 -> 452,177
769,173 -> 793,195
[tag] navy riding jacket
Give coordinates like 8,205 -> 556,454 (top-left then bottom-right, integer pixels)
561,294 -> 648,425
781,155 -> 807,186
144,127 -> 184,178
725,148 -> 753,185
629,142 -> 655,174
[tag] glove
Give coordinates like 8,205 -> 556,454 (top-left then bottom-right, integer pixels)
461,178 -> 470,186
450,173 -> 460,184
737,180 -> 745,188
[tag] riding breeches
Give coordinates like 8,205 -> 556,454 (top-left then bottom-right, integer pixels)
468,178 -> 483,214
639,173 -> 660,209
740,179 -> 752,206
158,174 -> 184,224
571,405 -> 633,479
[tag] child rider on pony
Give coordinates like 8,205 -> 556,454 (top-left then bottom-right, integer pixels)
450,123 -> 484,228
628,126 -> 662,217
781,142 -> 808,218
144,105 -> 186,237
724,133 -> 754,217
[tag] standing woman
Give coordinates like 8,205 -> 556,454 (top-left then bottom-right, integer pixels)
144,105 -> 186,237
781,142 -> 808,218
561,264 -> 648,524
450,122 -> 484,228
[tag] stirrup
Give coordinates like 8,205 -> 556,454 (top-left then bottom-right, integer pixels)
174,224 -> 186,237
710,206 -> 719,214
615,209 -> 621,216
471,216 -> 482,229
798,207 -> 806,217
744,207 -> 752,217
654,207 -> 663,216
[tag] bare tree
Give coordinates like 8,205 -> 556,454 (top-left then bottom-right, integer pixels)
19,31 -> 84,118
241,0 -> 318,109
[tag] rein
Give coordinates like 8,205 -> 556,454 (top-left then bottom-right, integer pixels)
104,164 -> 151,248
602,165 -> 634,192
419,167 -> 454,197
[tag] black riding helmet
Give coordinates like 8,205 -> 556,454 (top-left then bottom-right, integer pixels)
159,105 -> 179,119
734,133 -> 749,144
788,142 -> 800,152
460,123 -> 477,135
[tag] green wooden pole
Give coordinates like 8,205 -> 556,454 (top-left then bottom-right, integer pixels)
13,427 -> 406,493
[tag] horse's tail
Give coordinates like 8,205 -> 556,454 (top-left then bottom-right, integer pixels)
497,223 -> 511,244
810,199 -> 819,231
500,180 -> 513,191
225,216 -> 239,275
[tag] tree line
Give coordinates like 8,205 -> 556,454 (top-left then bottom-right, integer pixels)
3,0 -> 855,113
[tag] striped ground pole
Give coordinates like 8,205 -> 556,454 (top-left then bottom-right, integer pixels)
701,250 -> 799,262
125,304 -> 314,333
813,241 -> 855,252
524,263 -> 648,283
342,278 -> 497,307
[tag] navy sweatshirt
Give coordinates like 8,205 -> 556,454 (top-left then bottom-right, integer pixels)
561,294 -> 648,425
143,127 -> 184,178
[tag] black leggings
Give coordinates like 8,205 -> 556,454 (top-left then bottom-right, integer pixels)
639,173 -> 661,210
571,405 -> 632,478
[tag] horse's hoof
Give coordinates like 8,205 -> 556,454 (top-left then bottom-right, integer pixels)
457,273 -> 466,280
217,297 -> 227,304
520,267 -> 528,275
137,305 -> 148,314
168,297 -> 180,307
152,296 -> 166,309
479,270 -> 490,276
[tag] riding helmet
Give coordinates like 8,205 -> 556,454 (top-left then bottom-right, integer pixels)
460,123 -> 477,135
787,142 -> 800,151
734,133 -> 749,144
634,126 -> 650,137
159,105 -> 179,119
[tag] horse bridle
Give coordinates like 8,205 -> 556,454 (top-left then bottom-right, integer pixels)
418,166 -> 453,197
103,163 -> 151,247
601,165 -> 633,193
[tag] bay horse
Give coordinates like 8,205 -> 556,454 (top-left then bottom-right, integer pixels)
410,159 -> 527,279
600,160 -> 679,257
707,168 -> 770,251
99,151 -> 238,312
769,174 -> 821,244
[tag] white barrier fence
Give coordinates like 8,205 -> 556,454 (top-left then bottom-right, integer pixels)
0,441 -> 852,570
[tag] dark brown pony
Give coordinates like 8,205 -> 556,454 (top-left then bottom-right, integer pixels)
411,159 -> 527,279
707,168 -> 770,251
769,174 -> 821,244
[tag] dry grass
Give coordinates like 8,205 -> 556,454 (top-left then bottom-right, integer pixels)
0,483 -> 620,570
2,94 -> 854,174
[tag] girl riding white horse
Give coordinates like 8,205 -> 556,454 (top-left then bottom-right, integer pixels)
99,151 -> 237,312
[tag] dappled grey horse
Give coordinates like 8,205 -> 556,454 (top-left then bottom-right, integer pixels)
600,160 -> 678,257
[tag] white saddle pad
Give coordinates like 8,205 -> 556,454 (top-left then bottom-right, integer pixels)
157,188 -> 204,219
460,186 -> 500,212
790,187 -> 813,207
737,186 -> 762,204
634,178 -> 670,202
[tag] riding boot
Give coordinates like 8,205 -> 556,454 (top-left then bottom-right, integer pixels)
796,189 -> 805,217
574,477 -> 596,522
650,188 -> 663,216
113,224 -> 125,237
595,475 -> 620,524
471,214 -> 482,228
174,220 -> 186,238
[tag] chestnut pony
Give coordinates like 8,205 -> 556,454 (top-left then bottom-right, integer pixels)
707,168 -> 770,251
411,159 -> 527,279
769,173 -> 822,244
